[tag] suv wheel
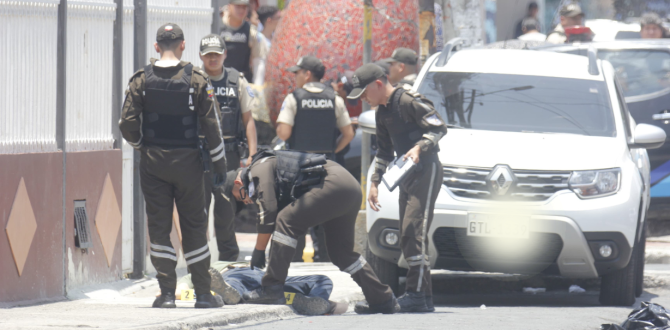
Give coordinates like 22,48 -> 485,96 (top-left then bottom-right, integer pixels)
599,241 -> 639,306
365,242 -> 400,294
635,223 -> 647,297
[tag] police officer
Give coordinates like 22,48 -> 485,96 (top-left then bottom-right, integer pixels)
220,0 -> 263,84
546,3 -> 584,44
119,23 -> 225,309
276,55 -> 355,157
348,64 -> 447,313
229,150 -> 399,314
199,34 -> 258,261
382,48 -> 418,89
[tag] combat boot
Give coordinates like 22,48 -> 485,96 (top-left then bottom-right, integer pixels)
194,293 -> 224,308
354,295 -> 400,314
242,284 -> 286,305
152,291 -> 176,309
209,267 -> 241,305
397,291 -> 432,313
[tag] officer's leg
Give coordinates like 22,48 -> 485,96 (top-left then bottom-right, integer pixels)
213,186 -> 240,261
140,158 -> 178,295
292,234 -> 306,262
262,212 -> 310,287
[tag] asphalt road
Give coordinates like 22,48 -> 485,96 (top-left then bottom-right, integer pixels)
223,267 -> 670,330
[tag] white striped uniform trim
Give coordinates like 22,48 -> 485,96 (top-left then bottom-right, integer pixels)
210,141 -> 225,156
417,162 -> 437,292
272,231 -> 298,248
422,132 -> 444,145
150,250 -> 177,261
374,157 -> 390,171
211,150 -> 226,162
150,243 -> 176,255
186,250 -> 211,265
257,200 -> 267,224
184,245 -> 209,259
343,256 -> 367,275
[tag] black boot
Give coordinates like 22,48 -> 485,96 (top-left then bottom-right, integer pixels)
354,295 -> 400,314
194,293 -> 224,308
397,291 -> 431,313
152,291 -> 176,309
209,267 -> 241,305
425,295 -> 435,312
242,284 -> 286,305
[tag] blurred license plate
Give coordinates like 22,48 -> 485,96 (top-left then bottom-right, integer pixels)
467,214 -> 529,239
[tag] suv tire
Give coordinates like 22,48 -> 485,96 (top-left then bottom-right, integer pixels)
365,242 -> 400,294
635,223 -> 647,297
599,241 -> 639,306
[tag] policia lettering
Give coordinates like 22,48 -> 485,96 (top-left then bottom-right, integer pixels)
237,151 -> 396,309
288,88 -> 337,154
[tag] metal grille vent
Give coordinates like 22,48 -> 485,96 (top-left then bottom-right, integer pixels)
74,200 -> 92,249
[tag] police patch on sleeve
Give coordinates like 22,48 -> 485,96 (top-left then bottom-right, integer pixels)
426,114 -> 443,126
246,86 -> 255,98
280,98 -> 288,112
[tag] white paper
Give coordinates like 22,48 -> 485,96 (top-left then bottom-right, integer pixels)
382,157 -> 415,191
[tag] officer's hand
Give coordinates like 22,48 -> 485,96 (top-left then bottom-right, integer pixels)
403,145 -> 421,164
212,172 -> 226,189
246,155 -> 253,167
368,182 -> 381,212
250,249 -> 266,269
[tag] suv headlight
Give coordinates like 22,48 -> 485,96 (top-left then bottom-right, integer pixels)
569,168 -> 621,198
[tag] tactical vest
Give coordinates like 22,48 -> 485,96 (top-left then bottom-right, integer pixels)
212,68 -> 242,140
385,88 -> 425,156
220,22 -> 253,82
142,63 -> 198,148
288,87 -> 337,154
244,150 -> 327,210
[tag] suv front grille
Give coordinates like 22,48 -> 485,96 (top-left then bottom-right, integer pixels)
443,166 -> 570,201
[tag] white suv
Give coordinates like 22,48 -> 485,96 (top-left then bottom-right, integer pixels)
361,43 -> 666,306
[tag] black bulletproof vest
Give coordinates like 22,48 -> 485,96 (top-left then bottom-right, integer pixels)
288,87 -> 337,154
385,89 -> 424,156
142,63 -> 198,148
212,68 -> 242,139
221,22 -> 253,82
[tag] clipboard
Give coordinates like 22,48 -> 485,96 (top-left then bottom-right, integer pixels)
382,157 -> 417,192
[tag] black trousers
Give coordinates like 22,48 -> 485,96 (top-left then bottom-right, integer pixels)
262,163 -> 393,305
140,147 -> 211,295
204,150 -> 241,261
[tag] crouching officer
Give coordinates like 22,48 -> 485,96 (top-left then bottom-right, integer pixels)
348,64 -> 447,313
119,23 -> 225,309
199,33 -> 258,261
229,150 -> 399,314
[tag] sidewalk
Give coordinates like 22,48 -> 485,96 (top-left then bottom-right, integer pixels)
646,235 -> 670,264
0,263 -> 364,330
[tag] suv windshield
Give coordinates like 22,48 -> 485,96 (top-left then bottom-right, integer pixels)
417,72 -> 616,137
598,50 -> 670,99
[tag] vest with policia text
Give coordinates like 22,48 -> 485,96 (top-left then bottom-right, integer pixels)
243,150 -> 327,210
288,87 -> 337,154
142,63 -> 198,148
212,68 -> 243,141
384,88 -> 428,156
220,22 -> 253,82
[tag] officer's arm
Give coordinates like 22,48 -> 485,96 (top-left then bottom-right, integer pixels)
196,75 -> 227,173
276,95 -> 296,141
252,163 -> 279,235
118,73 -> 145,149
334,97 -> 354,153
239,78 -> 258,157
371,111 -> 395,184
249,26 -> 263,78
276,123 -> 292,141
410,98 -> 447,153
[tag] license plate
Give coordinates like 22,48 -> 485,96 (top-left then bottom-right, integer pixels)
467,213 -> 529,239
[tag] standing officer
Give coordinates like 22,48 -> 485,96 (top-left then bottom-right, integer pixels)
348,64 -> 447,313
276,55 -> 355,158
383,47 -> 418,89
119,23 -> 225,309
229,150 -> 399,314
220,0 -> 263,84
200,34 -> 258,261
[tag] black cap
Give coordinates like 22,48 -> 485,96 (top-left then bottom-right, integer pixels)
347,63 -> 386,99
156,23 -> 184,42
287,55 -> 325,74
200,34 -> 226,55
560,3 -> 583,18
383,47 -> 418,65
374,60 -> 391,75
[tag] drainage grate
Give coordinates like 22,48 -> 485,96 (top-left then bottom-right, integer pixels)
74,200 -> 92,249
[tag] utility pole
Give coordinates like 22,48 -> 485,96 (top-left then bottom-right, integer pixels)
360,0 -> 373,210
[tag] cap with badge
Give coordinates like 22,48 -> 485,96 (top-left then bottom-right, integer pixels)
156,23 -> 184,42
200,34 -> 226,55
560,3 -> 583,18
287,55 -> 325,75
382,47 -> 418,65
347,63 -> 386,100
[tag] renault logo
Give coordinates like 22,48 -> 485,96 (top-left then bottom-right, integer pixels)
487,165 -> 516,195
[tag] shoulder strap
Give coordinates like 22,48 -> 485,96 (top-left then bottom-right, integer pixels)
226,67 -> 240,87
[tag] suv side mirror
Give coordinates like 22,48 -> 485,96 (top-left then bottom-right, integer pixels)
630,124 -> 666,149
